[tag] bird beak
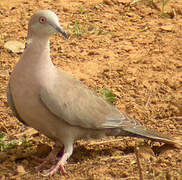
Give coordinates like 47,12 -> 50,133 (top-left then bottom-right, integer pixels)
55,26 -> 68,39
51,24 -> 68,38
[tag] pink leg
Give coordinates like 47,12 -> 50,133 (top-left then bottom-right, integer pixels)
35,146 -> 61,169
41,143 -> 73,176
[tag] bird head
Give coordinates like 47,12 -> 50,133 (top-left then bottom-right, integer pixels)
28,10 -> 67,38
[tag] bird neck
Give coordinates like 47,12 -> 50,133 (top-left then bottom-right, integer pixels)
21,35 -> 55,69
26,35 -> 50,51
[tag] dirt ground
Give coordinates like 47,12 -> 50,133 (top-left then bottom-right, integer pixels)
0,0 -> 182,179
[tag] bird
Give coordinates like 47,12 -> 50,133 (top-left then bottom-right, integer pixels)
7,10 -> 181,176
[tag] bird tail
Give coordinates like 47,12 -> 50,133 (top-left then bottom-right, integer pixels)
111,126 -> 182,147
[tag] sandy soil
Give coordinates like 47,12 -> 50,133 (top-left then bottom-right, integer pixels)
0,0 -> 182,179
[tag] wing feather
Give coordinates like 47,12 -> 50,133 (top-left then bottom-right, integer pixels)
40,70 -> 139,129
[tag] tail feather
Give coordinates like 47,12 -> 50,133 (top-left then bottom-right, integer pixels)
120,126 -> 182,147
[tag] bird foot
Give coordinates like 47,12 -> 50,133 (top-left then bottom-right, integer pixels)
34,146 -> 61,170
39,144 -> 72,176
41,162 -> 66,176
35,157 -> 58,170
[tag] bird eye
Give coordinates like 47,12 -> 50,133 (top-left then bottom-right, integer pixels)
39,17 -> 46,24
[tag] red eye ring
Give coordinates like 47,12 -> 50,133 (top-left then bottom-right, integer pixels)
39,16 -> 46,24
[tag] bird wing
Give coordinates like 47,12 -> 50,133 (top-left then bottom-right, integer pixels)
40,70 -> 140,129
7,83 -> 27,125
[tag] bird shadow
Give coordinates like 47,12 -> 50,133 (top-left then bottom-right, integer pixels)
68,143 -> 135,164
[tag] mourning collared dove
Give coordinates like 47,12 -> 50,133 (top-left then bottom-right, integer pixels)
7,10 -> 181,176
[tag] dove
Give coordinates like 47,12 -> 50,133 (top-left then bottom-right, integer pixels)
7,10 -> 181,176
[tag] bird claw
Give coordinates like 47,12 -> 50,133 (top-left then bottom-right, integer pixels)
34,146 -> 62,170
59,164 -> 66,174
40,164 -> 66,176
37,145 -> 72,176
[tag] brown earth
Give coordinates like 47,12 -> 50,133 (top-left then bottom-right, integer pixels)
0,0 -> 182,179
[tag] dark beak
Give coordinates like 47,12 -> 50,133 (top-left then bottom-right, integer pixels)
50,23 -> 68,39
55,26 -> 68,39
